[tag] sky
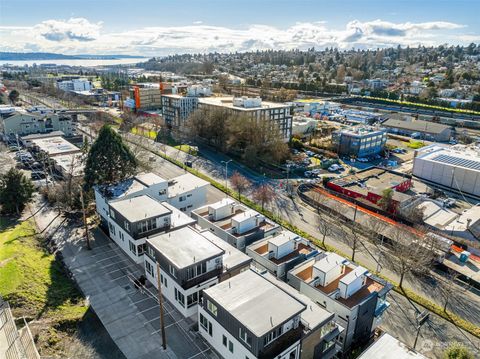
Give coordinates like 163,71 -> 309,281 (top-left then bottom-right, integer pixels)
1,0 -> 479,56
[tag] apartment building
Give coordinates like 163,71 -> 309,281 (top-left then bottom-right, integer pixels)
198,96 -> 293,141
144,226 -> 251,318
287,252 -> 392,353
332,127 -> 387,158
246,230 -> 319,279
198,269 -> 342,359
191,198 -> 281,251
94,172 -> 208,229
57,78 -> 91,92
0,111 -> 74,137
106,194 -> 194,263
161,94 -> 199,128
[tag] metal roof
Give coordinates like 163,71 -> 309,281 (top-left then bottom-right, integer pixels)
432,154 -> 480,170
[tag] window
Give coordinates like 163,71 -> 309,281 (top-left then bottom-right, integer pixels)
174,288 -> 185,307
239,327 -> 252,347
147,245 -> 155,258
179,195 -> 186,202
187,262 -> 207,280
228,340 -> 233,353
187,194 -> 192,197
129,241 -> 137,255
138,218 -> 157,234
264,326 -> 283,346
207,300 -> 217,316
124,221 -> 130,231
289,350 -> 296,359
200,313 -> 208,331
169,265 -> 177,278
180,207 -> 186,212
110,209 -> 116,219
187,292 -> 198,308
159,189 -> 167,196
145,261 -> 154,276
222,335 -> 227,347
137,243 -> 146,255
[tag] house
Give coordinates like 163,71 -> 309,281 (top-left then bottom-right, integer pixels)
167,173 -> 209,214
287,253 -> 393,354
106,195 -> 195,263
191,198 -> 281,251
357,332 -> 426,359
246,230 -> 319,279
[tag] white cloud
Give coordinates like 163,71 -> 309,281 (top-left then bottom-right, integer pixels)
0,18 -> 470,56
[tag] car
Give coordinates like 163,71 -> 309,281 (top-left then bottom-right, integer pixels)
31,171 -> 47,180
357,157 -> 369,163
9,145 -> 21,152
328,164 -> 339,172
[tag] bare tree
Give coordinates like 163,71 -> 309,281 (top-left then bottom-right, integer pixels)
345,226 -> 361,262
437,269 -> 460,312
317,215 -> 333,248
230,171 -> 251,200
252,183 -> 275,211
386,227 -> 436,288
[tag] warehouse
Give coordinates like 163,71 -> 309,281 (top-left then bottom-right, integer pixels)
413,144 -> 480,197
382,118 -> 452,142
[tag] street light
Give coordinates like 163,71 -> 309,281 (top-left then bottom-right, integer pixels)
221,160 -> 232,195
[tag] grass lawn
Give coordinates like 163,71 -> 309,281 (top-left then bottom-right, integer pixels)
0,217 -> 88,355
131,127 -> 157,140
407,140 -> 426,149
174,144 -> 198,156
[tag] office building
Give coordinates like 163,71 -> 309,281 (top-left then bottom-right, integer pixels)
332,127 -> 387,157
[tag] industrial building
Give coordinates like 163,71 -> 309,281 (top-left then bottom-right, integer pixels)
413,144 -> 480,197
327,167 -> 412,213
332,127 -> 387,158
382,118 -> 452,142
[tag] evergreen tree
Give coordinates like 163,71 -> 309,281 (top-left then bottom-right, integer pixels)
8,89 -> 19,104
0,168 -> 34,215
84,125 -> 137,189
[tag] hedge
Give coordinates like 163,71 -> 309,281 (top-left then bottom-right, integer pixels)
126,136 -> 480,340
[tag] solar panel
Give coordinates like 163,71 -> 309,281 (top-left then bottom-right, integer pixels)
432,154 -> 480,170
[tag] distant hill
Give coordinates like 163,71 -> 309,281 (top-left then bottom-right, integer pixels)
0,52 -> 145,60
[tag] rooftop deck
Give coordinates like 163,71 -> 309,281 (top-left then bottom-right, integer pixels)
255,242 -> 314,264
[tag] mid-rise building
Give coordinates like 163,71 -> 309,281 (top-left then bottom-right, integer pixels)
413,144 -> 480,197
161,94 -> 199,128
246,230 -> 319,279
106,194 -> 195,263
287,252 -> 393,353
198,269 -> 343,359
57,78 -> 92,92
191,198 -> 281,251
0,111 -> 74,137
332,127 -> 387,158
144,226 -> 251,318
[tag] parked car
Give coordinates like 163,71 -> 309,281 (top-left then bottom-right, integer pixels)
357,158 -> 369,163
31,171 -> 47,180
328,164 -> 340,172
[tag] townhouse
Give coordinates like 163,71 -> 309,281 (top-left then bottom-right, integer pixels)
287,252 -> 393,353
144,226 -> 251,318
191,198 -> 281,251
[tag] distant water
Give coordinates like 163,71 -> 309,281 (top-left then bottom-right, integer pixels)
0,58 -> 146,67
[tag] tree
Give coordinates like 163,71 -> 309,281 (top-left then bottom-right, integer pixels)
437,270 -> 460,312
443,343 -> 474,359
0,168 -> 34,215
317,215 -> 333,248
230,171 -> 250,200
84,125 -> 137,189
252,183 -> 275,211
377,188 -> 394,211
8,89 -> 19,104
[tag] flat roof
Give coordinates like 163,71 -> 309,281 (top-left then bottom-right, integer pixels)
263,272 -> 334,331
209,198 -> 236,210
161,202 -> 196,228
21,131 -> 65,140
168,173 -> 209,198
339,266 -> 368,286
232,209 -> 260,222
198,96 -> 288,110
358,333 -> 426,359
135,172 -> 166,187
204,270 -> 306,337
109,195 -> 171,222
200,230 -> 251,271
383,118 -> 450,134
147,227 -> 224,268
416,145 -> 480,172
268,230 -> 298,247
313,252 -> 347,273
30,136 -> 80,156
53,153 -> 84,176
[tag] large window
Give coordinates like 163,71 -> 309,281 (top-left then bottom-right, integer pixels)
138,218 -> 157,234
129,241 -> 137,255
186,262 -> 207,280
145,261 -> 154,276
199,314 -> 212,336
207,300 -> 217,316
187,292 -> 198,308
174,288 -> 185,307
239,327 -> 252,347
264,326 -> 283,346
169,264 -> 177,278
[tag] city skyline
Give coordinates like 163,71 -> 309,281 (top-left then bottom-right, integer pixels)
1,0 -> 479,56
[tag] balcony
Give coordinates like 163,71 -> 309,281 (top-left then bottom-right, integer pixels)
181,267 -> 223,290
258,325 -> 303,359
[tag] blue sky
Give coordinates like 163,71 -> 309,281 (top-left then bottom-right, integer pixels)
1,0 -> 479,55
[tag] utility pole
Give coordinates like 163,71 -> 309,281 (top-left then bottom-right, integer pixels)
221,160 -> 232,195
413,311 -> 429,350
156,263 -> 167,350
79,187 -> 91,250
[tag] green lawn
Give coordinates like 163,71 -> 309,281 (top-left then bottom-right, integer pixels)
174,144 -> 198,156
407,140 -> 426,149
131,127 -> 157,140
0,218 -> 88,354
